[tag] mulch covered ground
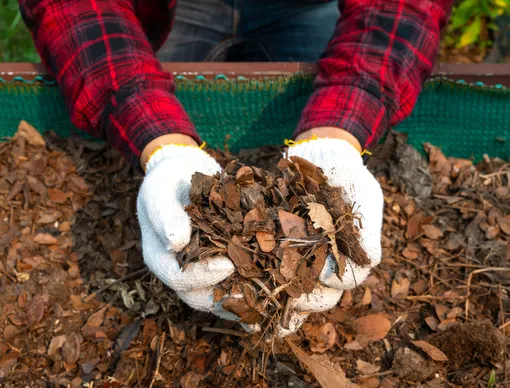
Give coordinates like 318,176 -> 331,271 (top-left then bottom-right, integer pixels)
0,121 -> 508,387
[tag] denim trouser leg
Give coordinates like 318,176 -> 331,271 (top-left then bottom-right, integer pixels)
156,0 -> 339,63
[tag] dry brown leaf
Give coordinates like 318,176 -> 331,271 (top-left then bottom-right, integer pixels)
256,231 -> 276,252
497,215 -> 510,235
109,249 -> 128,277
26,294 -> 45,326
235,166 -> 254,185
47,335 -> 67,359
307,202 -> 344,277
361,288 -> 372,306
36,211 -> 61,225
402,243 -> 420,260
33,233 -> 58,245
85,305 -> 108,328
424,143 -> 451,176
62,333 -> 81,365
26,176 -> 46,196
17,291 -> 28,308
356,359 -> 381,375
289,156 -> 327,185
435,305 -> 449,321
180,371 -> 203,388
425,316 -> 439,331
437,318 -> 458,331
280,246 -> 301,280
48,188 -> 72,204
0,351 -> 20,378
67,174 -> 89,193
222,296 -> 259,324
16,120 -> 46,147
391,278 -> 410,298
288,340 -> 360,388
221,181 -> 241,211
345,313 -> 391,349
340,290 -> 353,308
213,288 -> 226,303
422,225 -> 444,240
278,210 -> 308,238
407,213 -> 433,240
244,209 -> 275,252
308,322 -> 338,353
3,325 -> 18,340
227,240 -> 261,278
410,340 -> 448,362
70,295 -> 96,311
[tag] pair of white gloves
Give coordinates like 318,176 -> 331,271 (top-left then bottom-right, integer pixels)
137,138 -> 383,337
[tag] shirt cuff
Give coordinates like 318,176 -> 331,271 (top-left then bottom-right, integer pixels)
104,80 -> 200,171
294,85 -> 389,150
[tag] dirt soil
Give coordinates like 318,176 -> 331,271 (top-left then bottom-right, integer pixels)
0,121 -> 508,388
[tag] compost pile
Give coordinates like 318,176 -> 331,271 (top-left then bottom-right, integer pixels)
181,156 -> 369,331
0,121 -> 508,388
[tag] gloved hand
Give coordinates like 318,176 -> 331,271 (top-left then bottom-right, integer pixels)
276,138 -> 383,337
137,145 -> 241,321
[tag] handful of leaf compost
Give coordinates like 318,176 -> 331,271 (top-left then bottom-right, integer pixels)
178,156 -> 370,332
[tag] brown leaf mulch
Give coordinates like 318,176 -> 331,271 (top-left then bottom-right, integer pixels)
0,122 -> 508,387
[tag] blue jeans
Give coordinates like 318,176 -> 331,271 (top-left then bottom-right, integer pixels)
157,0 -> 339,62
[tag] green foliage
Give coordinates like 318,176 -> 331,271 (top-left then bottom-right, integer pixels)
487,369 -> 496,388
447,0 -> 510,48
0,0 -> 40,62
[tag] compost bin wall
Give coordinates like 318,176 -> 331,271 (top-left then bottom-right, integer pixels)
1,63 -> 509,161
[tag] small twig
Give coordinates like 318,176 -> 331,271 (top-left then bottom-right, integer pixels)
465,268 -> 510,318
498,284 -> 508,388
280,298 -> 293,329
353,370 -> 394,379
201,327 -> 248,337
252,278 -> 282,309
149,334 -> 165,388
83,268 -> 149,303
500,321 -> 510,331
406,295 -> 464,302
0,269 -> 17,283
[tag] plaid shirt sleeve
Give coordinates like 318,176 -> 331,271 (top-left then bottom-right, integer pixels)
295,0 -> 453,151
19,0 -> 199,170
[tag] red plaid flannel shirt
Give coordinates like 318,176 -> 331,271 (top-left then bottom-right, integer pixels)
19,0 -> 452,169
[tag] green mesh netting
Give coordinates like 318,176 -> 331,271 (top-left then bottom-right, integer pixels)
1,74 -> 509,161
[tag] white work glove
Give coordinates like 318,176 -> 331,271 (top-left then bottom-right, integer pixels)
276,138 -> 383,337
137,145 -> 241,321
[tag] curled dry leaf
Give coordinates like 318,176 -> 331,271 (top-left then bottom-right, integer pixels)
222,296 -> 259,324
356,359 -> 381,375
16,120 -> 46,147
307,202 -> 345,278
33,233 -> 58,245
410,340 -> 448,362
235,166 -> 255,185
